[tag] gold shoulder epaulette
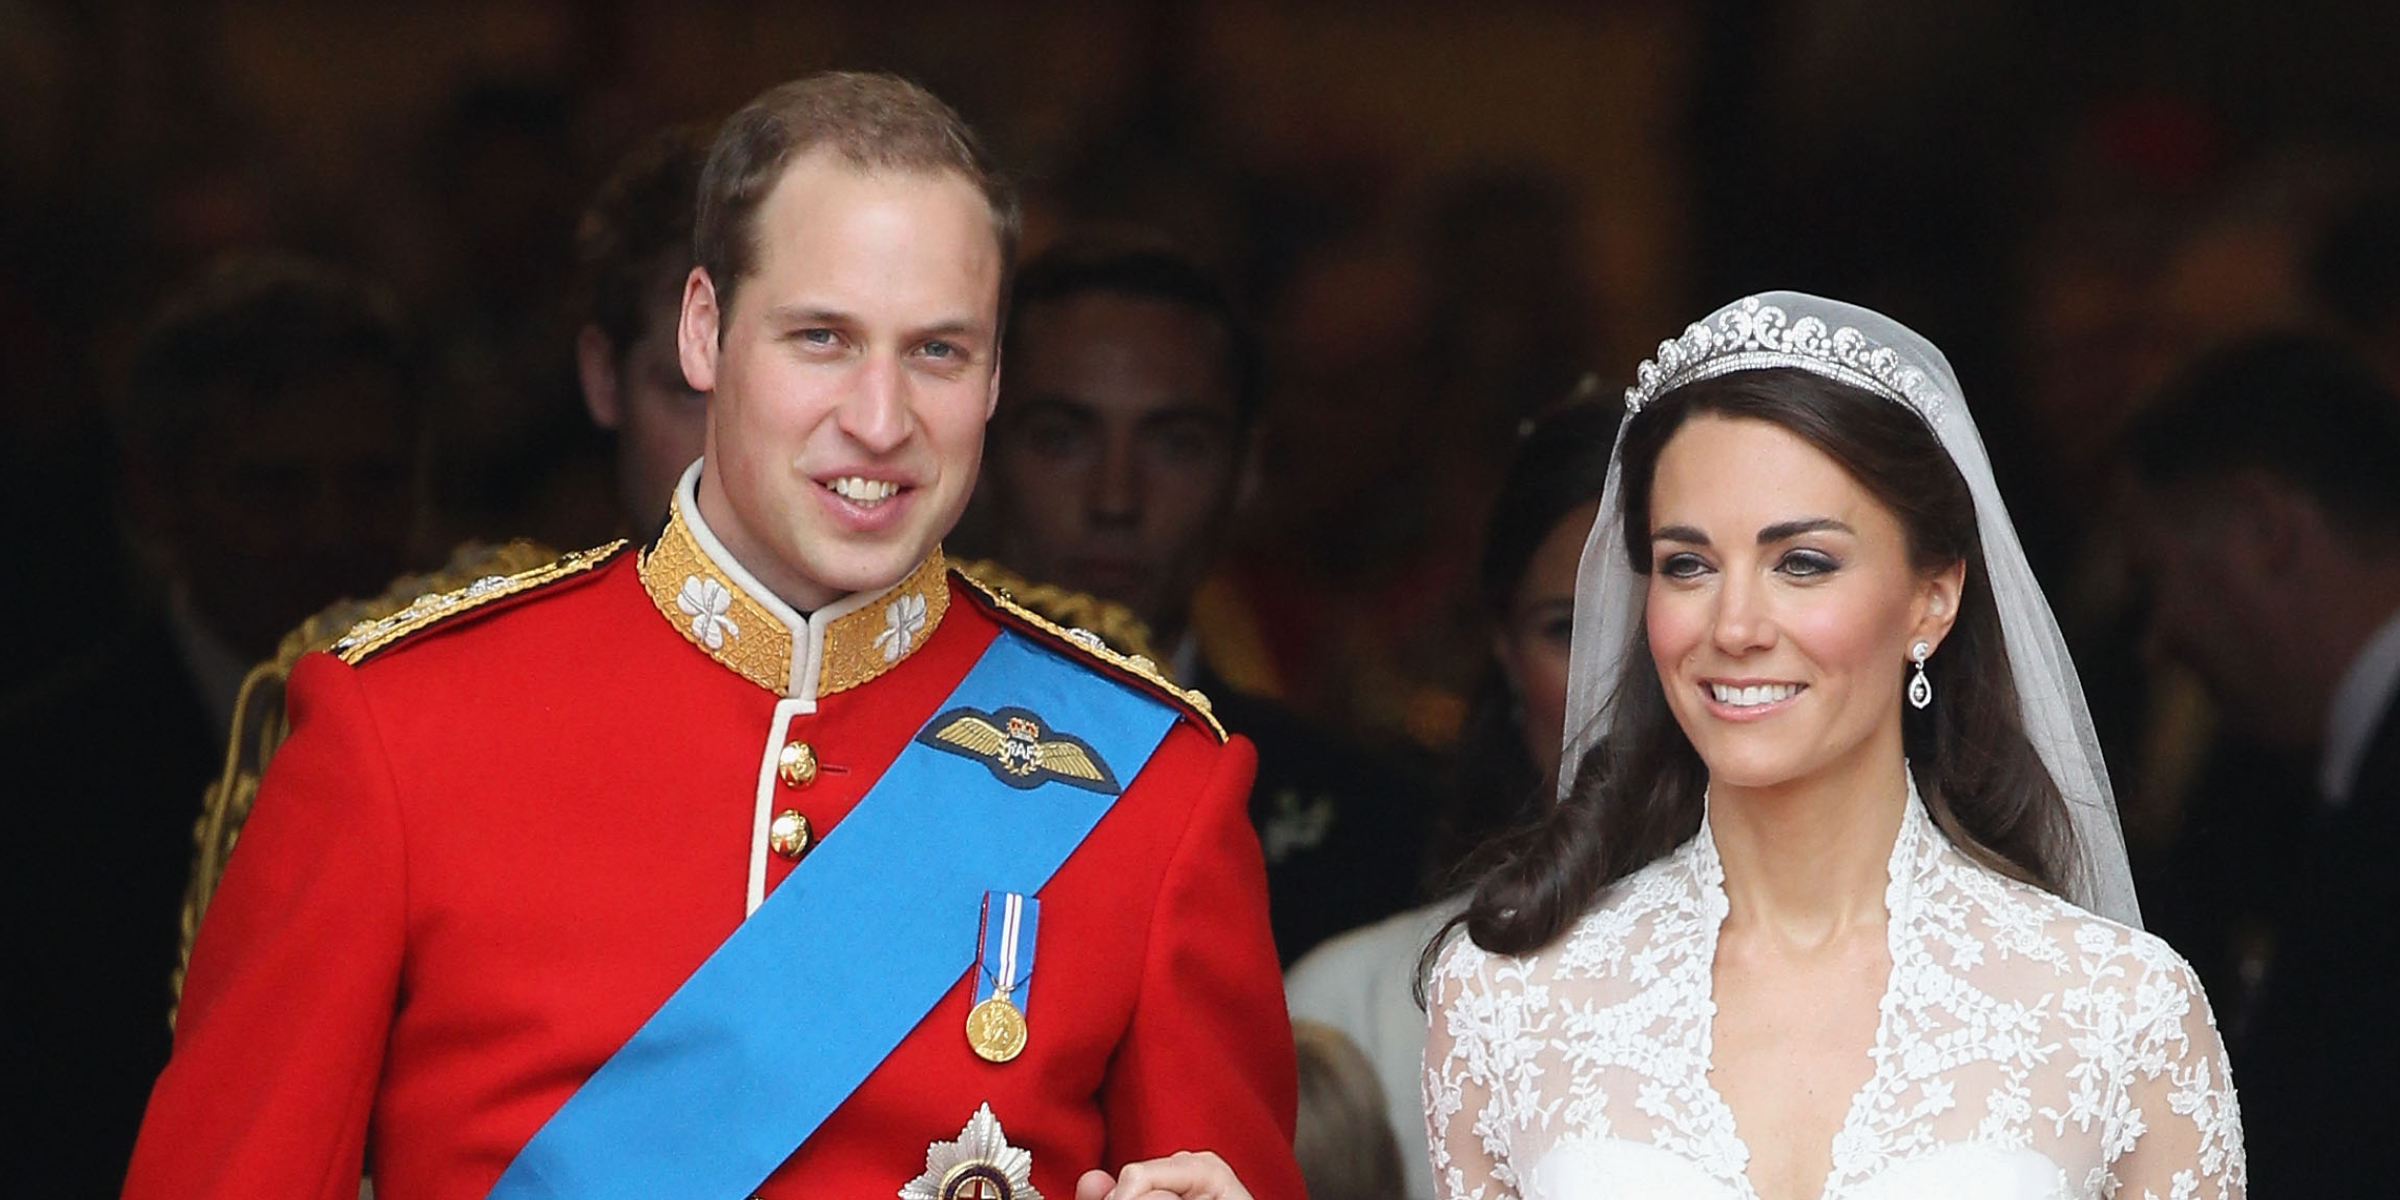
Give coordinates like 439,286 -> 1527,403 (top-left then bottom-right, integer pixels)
954,569 -> 1227,742
953,558 -> 1165,662
331,540 -> 628,665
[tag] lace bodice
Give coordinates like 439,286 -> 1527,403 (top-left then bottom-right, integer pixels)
1424,792 -> 2244,1200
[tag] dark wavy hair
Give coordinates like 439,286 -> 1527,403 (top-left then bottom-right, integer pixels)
1435,367 -> 2079,964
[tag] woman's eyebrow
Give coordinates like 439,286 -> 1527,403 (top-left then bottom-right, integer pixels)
1651,524 -> 1708,544
1757,516 -> 1853,543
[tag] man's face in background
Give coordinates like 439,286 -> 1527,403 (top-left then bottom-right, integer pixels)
579,261 -> 707,533
984,291 -> 1252,645
147,371 -> 420,658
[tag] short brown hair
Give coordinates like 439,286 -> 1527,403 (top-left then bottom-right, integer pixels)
694,71 -> 1018,324
575,124 -> 709,356
1291,1021 -> 1406,1200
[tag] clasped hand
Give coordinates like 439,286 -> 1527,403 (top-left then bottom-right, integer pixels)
1076,1150 -> 1253,1200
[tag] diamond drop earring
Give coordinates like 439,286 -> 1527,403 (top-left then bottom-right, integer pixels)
1908,640 -> 1934,710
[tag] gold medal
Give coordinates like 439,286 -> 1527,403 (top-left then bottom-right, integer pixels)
965,993 -> 1028,1062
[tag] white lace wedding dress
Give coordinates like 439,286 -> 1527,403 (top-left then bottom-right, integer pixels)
1424,791 -> 2245,1199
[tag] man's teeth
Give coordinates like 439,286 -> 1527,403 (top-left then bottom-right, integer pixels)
1710,682 -> 1801,707
826,476 -> 900,504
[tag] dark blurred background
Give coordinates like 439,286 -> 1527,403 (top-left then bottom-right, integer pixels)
11,0 -> 2400,720
8,0 -> 2400,1193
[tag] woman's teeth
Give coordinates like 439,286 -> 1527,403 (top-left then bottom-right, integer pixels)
826,476 -> 900,505
1710,682 -> 1801,707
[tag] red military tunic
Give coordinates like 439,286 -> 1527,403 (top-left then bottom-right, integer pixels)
125,487 -> 1302,1199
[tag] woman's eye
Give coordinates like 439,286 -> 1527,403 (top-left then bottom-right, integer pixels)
1658,552 -> 1709,579
1778,549 -> 1840,578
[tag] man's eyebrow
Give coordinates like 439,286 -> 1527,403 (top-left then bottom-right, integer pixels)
1139,402 -> 1239,425
763,304 -> 853,325
910,318 -> 986,340
1758,517 -> 1853,543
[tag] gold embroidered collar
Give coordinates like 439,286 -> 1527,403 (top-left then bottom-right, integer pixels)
638,472 -> 949,700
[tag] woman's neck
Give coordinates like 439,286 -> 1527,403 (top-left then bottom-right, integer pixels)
1707,738 -> 1910,951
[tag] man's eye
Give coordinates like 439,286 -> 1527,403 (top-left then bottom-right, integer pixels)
1019,419 -> 1086,455
921,340 -> 957,360
1149,424 -> 1223,462
797,328 -> 839,348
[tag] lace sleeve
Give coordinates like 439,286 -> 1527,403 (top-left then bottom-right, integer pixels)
1423,932 -> 1526,1200
2107,948 -> 2246,1200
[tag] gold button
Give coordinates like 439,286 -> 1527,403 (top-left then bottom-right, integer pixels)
768,809 -> 812,860
777,739 -> 818,787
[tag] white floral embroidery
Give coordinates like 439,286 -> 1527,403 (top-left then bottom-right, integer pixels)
675,574 -> 739,649
875,591 -> 928,662
1426,782 -> 2245,1200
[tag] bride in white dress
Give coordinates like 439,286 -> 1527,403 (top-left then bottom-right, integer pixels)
1423,294 -> 2244,1200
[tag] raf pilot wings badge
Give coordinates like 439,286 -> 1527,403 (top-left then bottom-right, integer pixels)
917,706 -> 1122,794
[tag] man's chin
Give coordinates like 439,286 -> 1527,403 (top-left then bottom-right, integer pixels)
798,539 -> 939,601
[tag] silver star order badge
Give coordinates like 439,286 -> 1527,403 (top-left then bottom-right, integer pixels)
899,1103 -> 1042,1200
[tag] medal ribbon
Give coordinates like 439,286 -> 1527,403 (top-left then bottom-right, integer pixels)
977,891 -> 1038,1009
486,630 -> 1178,1200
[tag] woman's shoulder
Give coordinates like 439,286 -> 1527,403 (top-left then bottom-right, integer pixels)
1935,852 -> 2211,1008
1429,837 -> 1712,1004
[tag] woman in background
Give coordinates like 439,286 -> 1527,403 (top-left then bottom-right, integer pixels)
1424,294 -> 2242,1199
1287,398 -> 1617,1200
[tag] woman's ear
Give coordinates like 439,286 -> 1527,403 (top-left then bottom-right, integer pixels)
1913,559 -> 1966,654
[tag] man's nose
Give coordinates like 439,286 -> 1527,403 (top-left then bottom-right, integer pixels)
1089,436 -> 1140,524
840,354 -> 914,454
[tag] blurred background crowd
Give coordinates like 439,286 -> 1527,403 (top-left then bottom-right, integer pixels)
7,0 -> 2400,1195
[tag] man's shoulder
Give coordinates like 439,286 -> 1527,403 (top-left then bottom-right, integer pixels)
947,569 -> 1226,744
328,540 -> 633,669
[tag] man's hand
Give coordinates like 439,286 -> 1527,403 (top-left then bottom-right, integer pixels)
1075,1151 -> 1254,1200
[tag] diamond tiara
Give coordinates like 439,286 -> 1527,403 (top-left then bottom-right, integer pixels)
1623,295 -> 1947,424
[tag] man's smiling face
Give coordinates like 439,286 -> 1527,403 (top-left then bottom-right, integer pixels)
683,148 -> 1003,611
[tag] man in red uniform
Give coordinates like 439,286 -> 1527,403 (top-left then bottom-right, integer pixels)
125,72 -> 1301,1200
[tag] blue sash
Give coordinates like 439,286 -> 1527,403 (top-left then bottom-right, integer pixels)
487,630 -> 1178,1199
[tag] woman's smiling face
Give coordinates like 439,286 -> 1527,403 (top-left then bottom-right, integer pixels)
1643,413 -> 1959,793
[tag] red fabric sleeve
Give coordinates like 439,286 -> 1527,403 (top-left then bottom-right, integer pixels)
122,653 -> 405,1200
1100,732 -> 1306,1199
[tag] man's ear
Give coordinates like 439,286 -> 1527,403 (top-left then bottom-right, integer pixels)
575,325 -> 623,430
678,267 -> 721,394
1913,558 -> 1967,655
